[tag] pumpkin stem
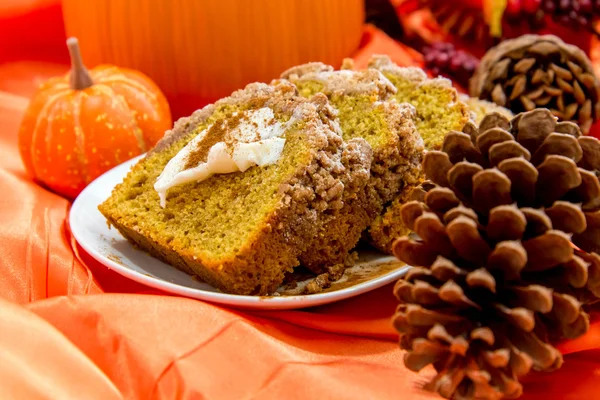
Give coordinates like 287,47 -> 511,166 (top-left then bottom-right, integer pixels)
67,37 -> 94,90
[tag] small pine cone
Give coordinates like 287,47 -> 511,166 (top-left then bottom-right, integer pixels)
391,109 -> 600,399
470,35 -> 600,134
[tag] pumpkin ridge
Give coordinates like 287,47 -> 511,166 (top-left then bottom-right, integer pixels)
72,91 -> 91,184
93,84 -> 147,153
99,76 -> 161,119
44,96 -> 68,171
31,90 -> 71,180
90,66 -> 121,81
99,76 -> 159,101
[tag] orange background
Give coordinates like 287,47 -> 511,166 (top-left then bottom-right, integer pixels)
1,1 -> 599,399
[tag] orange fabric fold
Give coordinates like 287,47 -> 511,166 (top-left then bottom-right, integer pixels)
25,294 -> 437,400
0,91 -> 102,303
0,297 -> 121,399
0,4 -> 599,399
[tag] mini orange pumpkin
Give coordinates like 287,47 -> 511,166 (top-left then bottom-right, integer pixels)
19,37 -> 172,199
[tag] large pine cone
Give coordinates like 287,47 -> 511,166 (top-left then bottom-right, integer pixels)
391,109 -> 600,399
470,35 -> 600,133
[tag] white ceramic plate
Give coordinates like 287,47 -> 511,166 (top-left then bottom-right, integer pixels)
70,155 -> 410,310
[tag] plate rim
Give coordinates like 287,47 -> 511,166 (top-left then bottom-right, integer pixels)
69,156 -> 409,310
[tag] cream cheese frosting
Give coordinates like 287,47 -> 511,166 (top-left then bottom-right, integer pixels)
155,107 -> 290,207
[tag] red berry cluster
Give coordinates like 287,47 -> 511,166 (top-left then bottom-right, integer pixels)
541,0 -> 600,29
423,42 -> 480,89
504,0 -> 600,32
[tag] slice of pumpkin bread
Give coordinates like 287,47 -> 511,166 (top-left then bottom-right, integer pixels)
280,63 -> 423,272
98,82 -> 372,295
364,55 -> 471,253
368,55 -> 470,150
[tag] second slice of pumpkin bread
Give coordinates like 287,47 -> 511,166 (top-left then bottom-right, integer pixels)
363,55 -> 471,253
280,63 -> 423,272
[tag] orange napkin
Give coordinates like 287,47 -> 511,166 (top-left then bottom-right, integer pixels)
0,2 -> 599,398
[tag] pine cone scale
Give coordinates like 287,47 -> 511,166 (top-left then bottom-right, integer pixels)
514,58 -> 536,74
472,170 -> 513,213
447,217 -> 491,264
493,304 -> 534,331
487,206 -> 527,241
530,133 -> 582,166
508,284 -> 552,313
563,255 -> 589,288
547,201 -> 586,233
489,141 -> 531,166
576,169 -> 600,210
449,162 -> 484,201
503,330 -> 561,371
414,212 -> 453,254
535,155 -> 582,204
499,158 -> 538,205
476,128 -> 515,157
424,151 -> 452,187
488,241 -> 527,280
577,136 -> 600,170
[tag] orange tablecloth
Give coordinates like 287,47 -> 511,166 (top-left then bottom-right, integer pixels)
1,2 -> 600,399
